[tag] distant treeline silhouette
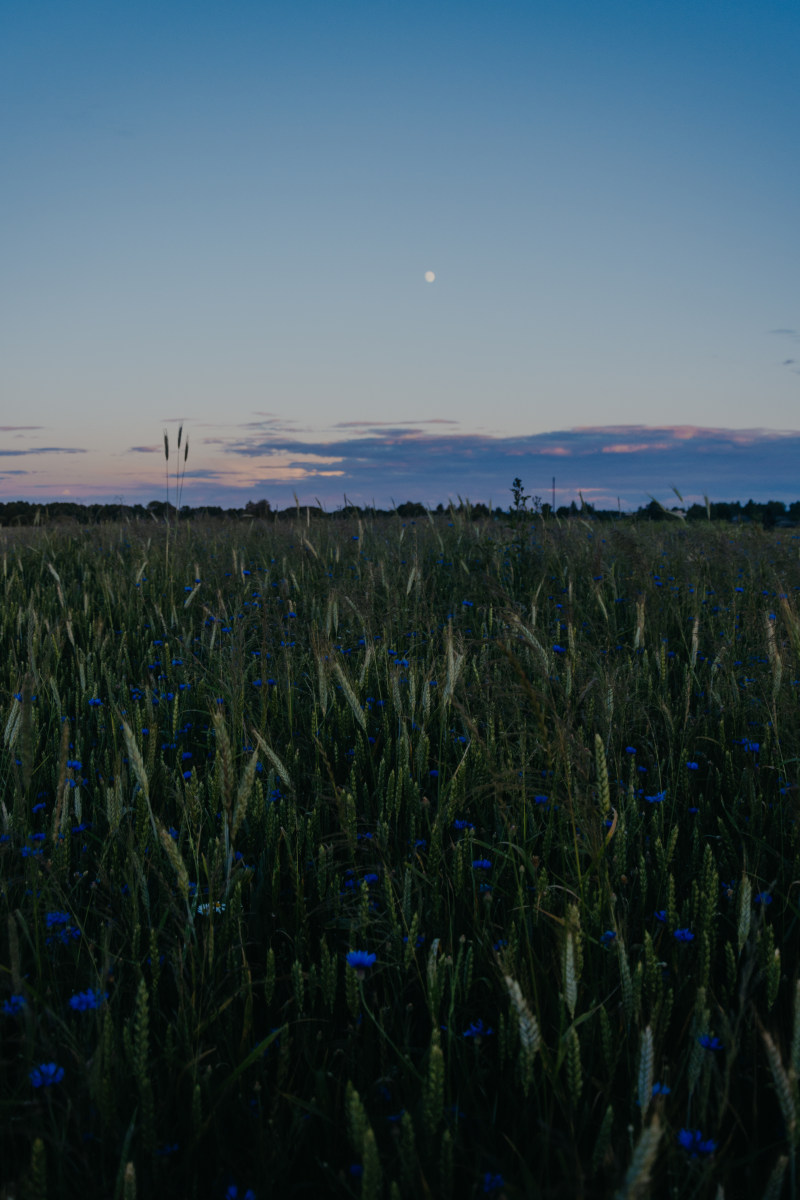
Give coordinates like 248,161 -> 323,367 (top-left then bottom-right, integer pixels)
1,496 -> 799,527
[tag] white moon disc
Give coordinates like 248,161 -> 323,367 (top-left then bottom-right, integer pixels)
424,270 -> 435,283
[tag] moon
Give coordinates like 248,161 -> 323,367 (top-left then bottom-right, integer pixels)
424,270 -> 436,283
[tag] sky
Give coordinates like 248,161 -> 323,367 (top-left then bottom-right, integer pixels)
2,0 -> 799,511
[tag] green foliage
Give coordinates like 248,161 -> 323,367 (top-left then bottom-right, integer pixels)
1,515 -> 799,1197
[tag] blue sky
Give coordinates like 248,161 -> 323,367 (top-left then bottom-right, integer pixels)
2,0 -> 798,509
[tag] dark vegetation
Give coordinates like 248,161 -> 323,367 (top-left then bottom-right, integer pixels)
2,512 -> 800,1199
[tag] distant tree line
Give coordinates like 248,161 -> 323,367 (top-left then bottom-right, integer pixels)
0,495 -> 799,528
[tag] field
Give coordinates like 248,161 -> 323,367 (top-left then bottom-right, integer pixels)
2,512 -> 800,1199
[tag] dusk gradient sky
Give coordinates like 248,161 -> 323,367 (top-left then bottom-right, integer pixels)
2,0 -> 799,509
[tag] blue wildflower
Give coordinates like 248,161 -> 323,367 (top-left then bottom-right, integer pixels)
673,928 -> 695,942
698,1035 -> 723,1050
45,911 -> 71,927
600,930 -> 616,946
30,1062 -> 64,1088
625,746 -> 637,754
651,1081 -> 671,1096
754,892 -> 773,906
69,988 -> 108,1012
646,791 -> 666,804
346,950 -> 376,973
686,762 -> 699,771
2,994 -> 26,1016
472,859 -> 492,870
463,1019 -> 493,1038
482,1174 -> 505,1195
677,1128 -> 717,1156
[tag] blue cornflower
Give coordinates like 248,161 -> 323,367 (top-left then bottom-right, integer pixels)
654,910 -> 667,923
754,892 -> 773,906
69,988 -> 108,1012
482,1174 -> 505,1195
553,644 -> 566,654
534,794 -> 549,805
600,930 -> 616,946
225,1187 -> 256,1200
463,1019 -> 494,1038
182,770 -> 192,781
673,928 -> 695,942
651,1081 -> 671,1096
346,950 -> 376,973
698,1035 -> 723,1050
45,911 -> 71,927
472,859 -> 492,870
677,1128 -> 717,1156
686,761 -> 699,771
625,746 -> 637,754
88,698 -> 102,707
3,994 -> 26,1016
646,791 -> 666,804
453,819 -> 473,830
30,1062 -> 64,1088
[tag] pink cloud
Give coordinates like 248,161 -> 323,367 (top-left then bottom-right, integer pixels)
602,442 -> 672,454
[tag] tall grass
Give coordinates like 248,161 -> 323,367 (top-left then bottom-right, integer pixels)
1,513 -> 800,1198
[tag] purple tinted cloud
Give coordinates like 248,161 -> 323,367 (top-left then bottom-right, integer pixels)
216,425 -> 800,508
0,447 -> 86,456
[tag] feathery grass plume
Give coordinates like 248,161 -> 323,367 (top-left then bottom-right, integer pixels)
790,980 -> 800,1079
566,1025 -> 583,1104
761,1155 -> 789,1200
634,598 -> 645,650
767,945 -> 782,1012
133,976 -> 156,1156
251,728 -> 294,792
762,1029 -> 797,1143
443,621 -> 464,705
26,1136 -> 47,1200
510,615 -> 550,675
564,931 -> 578,1019
105,780 -> 123,836
213,711 -> 235,813
121,718 -> 157,834
316,654 -> 328,716
346,1081 -> 369,1152
637,1026 -> 655,1117
232,745 -> 258,843
361,1127 -> 382,1200
123,1162 -> 137,1200
505,974 -> 540,1094
3,694 -> 22,749
738,874 -> 752,954
157,819 -> 190,905
592,1104 -> 615,1174
615,1115 -> 662,1200
333,660 -> 367,731
618,936 -> 634,1027
690,616 -> 699,669
423,1026 -> 445,1134
595,733 -> 610,818
765,611 -> 783,696
399,1111 -> 417,1193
